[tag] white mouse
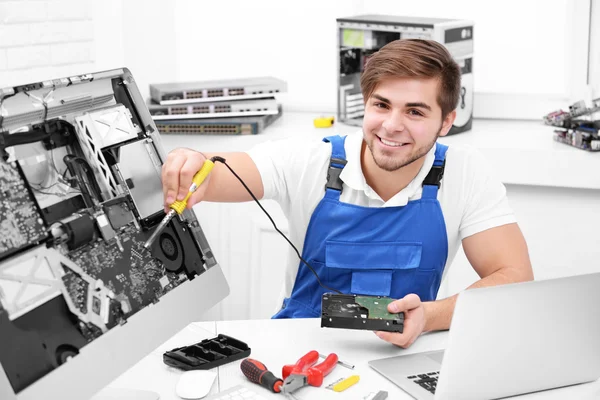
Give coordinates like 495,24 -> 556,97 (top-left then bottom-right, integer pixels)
175,369 -> 217,399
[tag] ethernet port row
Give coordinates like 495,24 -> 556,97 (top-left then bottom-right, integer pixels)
186,91 -> 203,99
228,88 -> 244,96
207,89 -> 224,97
156,124 -> 243,135
205,125 -> 239,134
169,107 -> 188,115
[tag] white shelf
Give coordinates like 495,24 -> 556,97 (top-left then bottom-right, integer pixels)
156,112 -> 600,190
439,119 -> 600,190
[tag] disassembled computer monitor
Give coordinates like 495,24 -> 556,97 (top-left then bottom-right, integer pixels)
0,68 -> 230,400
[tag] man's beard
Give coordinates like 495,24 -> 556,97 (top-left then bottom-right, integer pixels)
365,125 -> 442,172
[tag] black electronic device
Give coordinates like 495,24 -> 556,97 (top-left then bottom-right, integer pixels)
163,334 -> 251,371
321,293 -> 404,333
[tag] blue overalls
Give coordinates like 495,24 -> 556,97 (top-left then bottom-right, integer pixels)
272,135 -> 449,318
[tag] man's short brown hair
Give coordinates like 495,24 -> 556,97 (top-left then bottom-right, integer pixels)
360,39 -> 461,118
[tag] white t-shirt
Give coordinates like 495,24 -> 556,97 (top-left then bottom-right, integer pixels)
247,130 -> 516,309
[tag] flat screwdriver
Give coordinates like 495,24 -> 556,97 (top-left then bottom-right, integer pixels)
143,158 -> 216,249
240,358 -> 283,393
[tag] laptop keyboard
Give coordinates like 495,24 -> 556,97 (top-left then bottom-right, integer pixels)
407,371 -> 439,394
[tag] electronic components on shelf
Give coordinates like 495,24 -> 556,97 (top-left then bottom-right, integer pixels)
544,98 -> 600,152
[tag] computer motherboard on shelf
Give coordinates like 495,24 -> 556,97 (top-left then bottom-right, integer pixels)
543,98 -> 600,151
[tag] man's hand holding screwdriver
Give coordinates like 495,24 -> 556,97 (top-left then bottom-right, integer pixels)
161,148 -> 213,213
160,148 -> 265,210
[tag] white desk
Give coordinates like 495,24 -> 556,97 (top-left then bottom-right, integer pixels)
108,318 -> 600,400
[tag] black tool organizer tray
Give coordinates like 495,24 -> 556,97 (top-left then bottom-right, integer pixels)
163,334 -> 251,370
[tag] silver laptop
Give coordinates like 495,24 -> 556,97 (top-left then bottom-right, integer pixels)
369,273 -> 600,400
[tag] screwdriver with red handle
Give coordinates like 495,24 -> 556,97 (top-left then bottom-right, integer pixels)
240,358 -> 283,393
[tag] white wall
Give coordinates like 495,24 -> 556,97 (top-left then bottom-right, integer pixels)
590,0 -> 600,98
443,184 -> 600,297
171,0 -> 366,115
92,0 -> 125,73
135,0 -> 589,119
0,0 -> 96,87
1,1 -> 592,118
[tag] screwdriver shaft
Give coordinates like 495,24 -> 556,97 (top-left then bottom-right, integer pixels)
143,209 -> 176,249
319,353 -> 354,369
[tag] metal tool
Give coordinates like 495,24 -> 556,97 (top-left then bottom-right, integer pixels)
363,391 -> 388,400
280,350 -> 338,398
240,358 -> 283,393
372,390 -> 388,400
318,352 -> 354,369
143,158 -> 215,249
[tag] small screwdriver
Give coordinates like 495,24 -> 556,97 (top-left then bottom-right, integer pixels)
240,358 -> 283,393
143,158 -> 216,249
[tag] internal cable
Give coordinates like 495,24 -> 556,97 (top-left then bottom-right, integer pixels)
24,88 -> 53,123
0,92 -> 17,131
210,156 -> 343,295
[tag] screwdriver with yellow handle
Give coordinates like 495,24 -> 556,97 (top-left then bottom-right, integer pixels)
143,158 -> 216,249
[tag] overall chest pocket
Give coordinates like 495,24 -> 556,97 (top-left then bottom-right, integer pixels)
324,241 -> 422,297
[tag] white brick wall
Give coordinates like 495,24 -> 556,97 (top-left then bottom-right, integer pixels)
0,0 -> 95,87
0,49 -> 7,70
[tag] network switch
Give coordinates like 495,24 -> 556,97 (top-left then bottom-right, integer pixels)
155,106 -> 282,136
150,77 -> 287,105
148,98 -> 279,120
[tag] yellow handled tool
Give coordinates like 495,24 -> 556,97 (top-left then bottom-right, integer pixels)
168,159 -> 215,214
143,159 -> 215,249
326,375 -> 360,392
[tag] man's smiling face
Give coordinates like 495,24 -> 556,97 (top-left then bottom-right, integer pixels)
362,77 -> 455,172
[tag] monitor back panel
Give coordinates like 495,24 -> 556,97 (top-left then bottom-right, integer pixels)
0,68 -> 222,396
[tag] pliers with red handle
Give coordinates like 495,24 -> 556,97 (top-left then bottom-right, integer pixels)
280,350 -> 339,397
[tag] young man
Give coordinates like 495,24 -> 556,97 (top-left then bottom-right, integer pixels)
161,39 -> 533,348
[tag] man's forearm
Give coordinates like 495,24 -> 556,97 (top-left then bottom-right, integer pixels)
423,267 -> 533,332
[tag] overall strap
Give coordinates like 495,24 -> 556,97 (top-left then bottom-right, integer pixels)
322,136 -> 347,200
422,143 -> 449,199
